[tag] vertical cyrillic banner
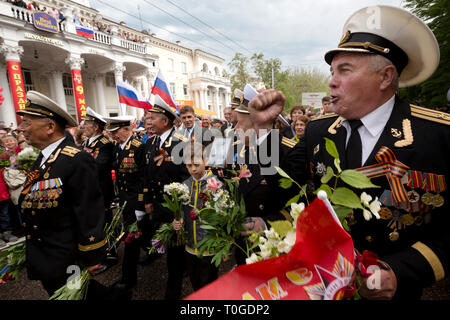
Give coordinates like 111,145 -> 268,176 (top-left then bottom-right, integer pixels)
71,68 -> 86,123
6,60 -> 26,124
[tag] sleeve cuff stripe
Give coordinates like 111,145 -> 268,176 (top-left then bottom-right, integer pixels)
78,238 -> 107,252
411,241 -> 445,282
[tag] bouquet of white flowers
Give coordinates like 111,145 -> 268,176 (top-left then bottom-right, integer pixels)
149,182 -> 190,253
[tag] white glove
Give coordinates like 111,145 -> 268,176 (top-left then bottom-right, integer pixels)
135,210 -> 146,221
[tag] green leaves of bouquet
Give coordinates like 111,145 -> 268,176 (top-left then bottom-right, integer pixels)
195,176 -> 248,268
278,138 -> 380,230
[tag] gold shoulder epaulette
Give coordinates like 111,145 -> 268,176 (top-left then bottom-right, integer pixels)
131,139 -> 142,147
173,132 -> 188,142
100,137 -> 109,144
311,113 -> 338,121
410,105 -> 450,125
281,136 -> 297,148
61,146 -> 81,157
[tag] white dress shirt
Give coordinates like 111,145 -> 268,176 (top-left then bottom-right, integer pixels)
159,127 -> 173,148
341,94 -> 395,166
40,137 -> 66,167
88,134 -> 102,146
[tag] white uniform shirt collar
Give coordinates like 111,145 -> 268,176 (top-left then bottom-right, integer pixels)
40,136 -> 66,166
88,134 -> 102,146
341,94 -> 396,166
119,134 -> 132,150
159,127 -> 173,148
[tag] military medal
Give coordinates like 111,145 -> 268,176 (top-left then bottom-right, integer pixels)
43,172 -> 50,179
379,207 -> 393,220
407,190 -> 419,203
432,194 -> 444,207
400,213 -> 415,226
421,192 -> 434,205
414,215 -> 423,226
389,229 -> 399,242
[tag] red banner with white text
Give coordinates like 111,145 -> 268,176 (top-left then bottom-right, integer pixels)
71,69 -> 86,123
185,197 -> 355,300
6,60 -> 27,124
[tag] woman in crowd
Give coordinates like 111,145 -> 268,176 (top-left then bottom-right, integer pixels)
292,115 -> 310,142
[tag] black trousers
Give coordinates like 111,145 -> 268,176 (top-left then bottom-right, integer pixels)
186,252 -> 218,292
120,214 -> 154,285
164,245 -> 186,300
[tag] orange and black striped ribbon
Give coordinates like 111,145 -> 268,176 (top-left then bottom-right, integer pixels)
355,146 -> 410,204
21,169 -> 40,195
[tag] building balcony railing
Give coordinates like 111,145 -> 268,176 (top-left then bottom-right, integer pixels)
64,87 -> 73,96
1,2 -> 147,55
120,38 -> 146,54
189,71 -> 231,85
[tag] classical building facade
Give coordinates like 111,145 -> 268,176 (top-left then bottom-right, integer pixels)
0,0 -> 231,127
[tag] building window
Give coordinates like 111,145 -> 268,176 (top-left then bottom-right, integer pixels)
62,73 -> 73,96
170,83 -> 176,96
22,69 -> 34,91
168,58 -> 174,71
183,85 -> 188,96
181,62 -> 187,74
202,63 -> 208,73
105,73 -> 116,87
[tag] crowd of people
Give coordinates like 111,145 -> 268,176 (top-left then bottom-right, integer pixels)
0,4 -> 449,302
6,0 -> 146,43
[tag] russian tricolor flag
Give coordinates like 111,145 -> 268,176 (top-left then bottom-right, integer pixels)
151,70 -> 179,112
76,25 -> 94,39
116,79 -> 153,110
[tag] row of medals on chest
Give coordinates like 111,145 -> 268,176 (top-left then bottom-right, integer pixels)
21,172 -> 62,210
378,190 -> 443,242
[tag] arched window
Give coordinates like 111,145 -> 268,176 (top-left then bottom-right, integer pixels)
202,63 -> 209,73
214,67 -> 220,76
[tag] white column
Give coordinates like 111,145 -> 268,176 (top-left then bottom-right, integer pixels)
194,90 -> 200,109
112,62 -> 126,116
0,43 -> 24,128
0,63 -> 16,127
214,87 -> 220,115
145,69 -> 156,99
94,74 -> 107,116
201,89 -> 207,110
49,70 -> 67,111
61,7 -> 76,34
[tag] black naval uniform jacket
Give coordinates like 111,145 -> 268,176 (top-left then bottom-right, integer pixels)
144,127 -> 190,224
19,137 -> 107,281
83,135 -> 114,209
112,136 -> 145,227
283,96 -> 450,299
224,130 -> 297,224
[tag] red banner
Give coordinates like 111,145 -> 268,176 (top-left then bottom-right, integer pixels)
71,69 -> 86,123
185,197 -> 355,300
6,61 -> 27,124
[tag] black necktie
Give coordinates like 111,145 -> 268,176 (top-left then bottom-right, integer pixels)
33,152 -> 44,170
155,136 -> 161,148
345,120 -> 363,169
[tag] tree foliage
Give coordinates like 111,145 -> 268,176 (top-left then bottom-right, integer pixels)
399,0 -> 450,108
227,52 -> 330,112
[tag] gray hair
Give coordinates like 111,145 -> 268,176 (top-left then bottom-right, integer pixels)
367,54 -> 399,91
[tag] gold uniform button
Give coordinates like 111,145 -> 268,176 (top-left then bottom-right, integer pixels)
33,225 -> 38,230
259,204 -> 264,210
37,238 -> 42,242
27,235 -> 31,240
365,235 -> 373,243
23,223 -> 26,227
31,211 -> 36,215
